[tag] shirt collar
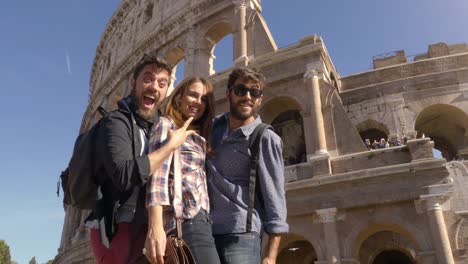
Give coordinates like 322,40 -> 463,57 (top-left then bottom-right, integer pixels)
222,113 -> 262,138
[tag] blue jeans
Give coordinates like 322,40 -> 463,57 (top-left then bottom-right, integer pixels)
174,209 -> 220,264
214,232 -> 261,264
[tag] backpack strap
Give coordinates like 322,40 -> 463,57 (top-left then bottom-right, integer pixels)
246,122 -> 272,233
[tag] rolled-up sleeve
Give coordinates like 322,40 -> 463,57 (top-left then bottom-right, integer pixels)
146,117 -> 173,207
257,130 -> 289,234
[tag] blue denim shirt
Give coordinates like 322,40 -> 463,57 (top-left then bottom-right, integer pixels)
207,113 -> 289,235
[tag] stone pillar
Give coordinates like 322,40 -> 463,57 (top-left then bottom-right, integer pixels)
420,194 -> 454,264
234,0 -> 248,66
316,208 -> 341,264
304,68 -> 327,155
167,64 -> 177,96
301,111 -> 316,160
184,26 -> 211,77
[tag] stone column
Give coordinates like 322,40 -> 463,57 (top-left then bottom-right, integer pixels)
420,194 -> 454,264
301,110 -> 315,160
234,0 -> 248,66
316,208 -> 341,264
167,64 -> 177,96
304,68 -> 327,155
184,26 -> 211,77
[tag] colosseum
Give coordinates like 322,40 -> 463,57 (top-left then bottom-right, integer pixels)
55,0 -> 468,263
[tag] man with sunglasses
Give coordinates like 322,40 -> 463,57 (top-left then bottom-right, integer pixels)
208,67 -> 288,264
85,55 -> 195,264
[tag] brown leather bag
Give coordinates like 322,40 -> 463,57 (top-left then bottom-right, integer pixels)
129,231 -> 195,264
131,148 -> 196,264
164,220 -> 195,264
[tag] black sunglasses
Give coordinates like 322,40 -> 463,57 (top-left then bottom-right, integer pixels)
229,84 -> 263,99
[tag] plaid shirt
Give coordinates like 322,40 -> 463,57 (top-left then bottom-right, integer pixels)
146,116 -> 210,232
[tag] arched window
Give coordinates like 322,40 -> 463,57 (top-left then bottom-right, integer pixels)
415,104 -> 468,160
164,47 -> 185,95
373,250 -> 414,264
358,231 -> 418,264
356,119 -> 390,149
204,22 -> 233,75
271,110 -> 306,165
212,34 -> 233,73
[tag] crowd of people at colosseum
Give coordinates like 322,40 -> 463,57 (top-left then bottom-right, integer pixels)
362,134 -> 465,161
364,134 -> 409,150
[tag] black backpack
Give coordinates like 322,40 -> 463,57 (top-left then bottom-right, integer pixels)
57,106 -> 110,209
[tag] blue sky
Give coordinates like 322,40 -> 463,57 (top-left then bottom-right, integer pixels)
0,1 -> 466,263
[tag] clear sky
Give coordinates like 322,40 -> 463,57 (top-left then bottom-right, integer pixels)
0,1 -> 467,263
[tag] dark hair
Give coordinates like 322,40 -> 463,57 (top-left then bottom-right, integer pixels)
227,67 -> 266,89
166,76 -> 215,153
133,54 -> 173,81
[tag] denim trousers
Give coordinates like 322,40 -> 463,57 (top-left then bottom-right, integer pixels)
172,209 -> 220,264
214,232 -> 261,264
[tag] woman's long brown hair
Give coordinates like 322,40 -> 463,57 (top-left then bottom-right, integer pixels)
165,76 -> 215,153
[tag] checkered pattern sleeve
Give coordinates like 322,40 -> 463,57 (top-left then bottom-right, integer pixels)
146,117 -> 174,207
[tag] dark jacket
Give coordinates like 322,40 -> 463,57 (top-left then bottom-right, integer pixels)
88,96 -> 157,242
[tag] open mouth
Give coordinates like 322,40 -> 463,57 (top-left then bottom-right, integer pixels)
143,95 -> 156,109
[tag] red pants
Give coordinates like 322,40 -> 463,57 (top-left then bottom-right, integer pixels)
89,223 -> 147,264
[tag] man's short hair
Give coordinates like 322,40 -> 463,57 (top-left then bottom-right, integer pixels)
133,54 -> 172,81
227,67 -> 266,89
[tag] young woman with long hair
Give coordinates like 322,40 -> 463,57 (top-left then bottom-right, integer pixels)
143,76 -> 220,264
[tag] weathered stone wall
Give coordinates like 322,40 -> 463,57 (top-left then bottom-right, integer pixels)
55,0 -> 468,263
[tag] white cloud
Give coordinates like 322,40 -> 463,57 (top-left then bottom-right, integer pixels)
65,49 -> 72,75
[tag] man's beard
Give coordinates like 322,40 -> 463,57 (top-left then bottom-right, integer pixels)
229,96 -> 255,121
131,89 -> 158,120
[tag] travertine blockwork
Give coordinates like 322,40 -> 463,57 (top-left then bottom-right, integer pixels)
55,0 -> 468,263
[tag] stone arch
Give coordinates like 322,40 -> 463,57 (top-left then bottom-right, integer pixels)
415,104 -> 468,160
164,46 -> 186,93
356,119 -> 390,145
245,5 -> 277,58
358,231 -> 418,264
202,21 -> 235,75
204,21 -> 233,47
259,95 -> 304,123
277,233 -> 321,264
373,250 -> 415,264
259,96 -> 306,165
343,212 -> 430,258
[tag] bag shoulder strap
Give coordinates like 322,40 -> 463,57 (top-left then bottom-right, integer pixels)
173,148 -> 184,239
246,122 -> 272,232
